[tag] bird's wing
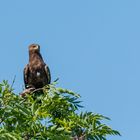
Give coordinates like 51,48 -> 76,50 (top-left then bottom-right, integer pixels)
44,64 -> 51,84
24,64 -> 30,88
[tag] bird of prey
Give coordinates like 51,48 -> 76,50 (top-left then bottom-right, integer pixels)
23,44 -> 51,90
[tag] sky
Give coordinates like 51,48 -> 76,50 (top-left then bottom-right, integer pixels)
0,0 -> 139,139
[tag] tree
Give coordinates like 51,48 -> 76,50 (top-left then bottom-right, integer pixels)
0,80 -> 120,140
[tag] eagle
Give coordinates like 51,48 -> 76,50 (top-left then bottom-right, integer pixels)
23,44 -> 51,90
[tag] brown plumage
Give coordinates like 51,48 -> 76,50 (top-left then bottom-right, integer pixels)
24,44 -> 51,89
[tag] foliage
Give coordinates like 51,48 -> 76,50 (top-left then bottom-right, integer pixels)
0,80 -> 120,140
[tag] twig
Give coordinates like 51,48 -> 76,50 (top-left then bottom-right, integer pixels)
53,78 -> 59,82
30,88 -> 44,94
10,75 -> 16,91
73,133 -> 86,140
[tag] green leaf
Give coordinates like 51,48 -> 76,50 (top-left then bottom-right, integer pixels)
0,81 -> 120,139
56,127 -> 65,131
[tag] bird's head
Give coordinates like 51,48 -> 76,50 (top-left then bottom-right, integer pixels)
29,44 -> 40,53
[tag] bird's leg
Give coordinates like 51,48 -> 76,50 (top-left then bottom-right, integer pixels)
20,87 -> 36,97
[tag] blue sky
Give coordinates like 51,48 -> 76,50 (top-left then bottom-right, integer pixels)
0,0 -> 139,139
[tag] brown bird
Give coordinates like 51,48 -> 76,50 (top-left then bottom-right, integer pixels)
24,44 -> 51,89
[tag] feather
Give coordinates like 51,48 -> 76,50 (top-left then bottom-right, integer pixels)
45,64 -> 51,84
23,64 -> 30,88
